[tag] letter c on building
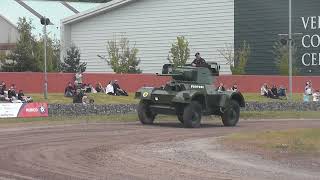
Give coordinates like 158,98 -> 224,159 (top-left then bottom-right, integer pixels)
302,53 -> 311,66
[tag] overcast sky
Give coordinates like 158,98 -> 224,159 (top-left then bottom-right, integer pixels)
0,0 -> 101,39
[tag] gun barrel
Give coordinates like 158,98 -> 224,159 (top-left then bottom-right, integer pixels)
156,73 -> 182,76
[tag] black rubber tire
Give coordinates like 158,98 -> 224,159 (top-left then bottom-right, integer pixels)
183,101 -> 202,128
137,101 -> 155,124
221,100 -> 240,126
177,114 -> 184,124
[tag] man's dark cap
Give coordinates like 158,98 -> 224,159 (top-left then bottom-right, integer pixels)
195,52 -> 200,56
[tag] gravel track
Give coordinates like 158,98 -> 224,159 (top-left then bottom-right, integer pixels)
0,119 -> 319,180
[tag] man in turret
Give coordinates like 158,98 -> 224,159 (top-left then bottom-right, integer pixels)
191,52 -> 207,67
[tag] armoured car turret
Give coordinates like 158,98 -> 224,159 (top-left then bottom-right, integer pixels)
135,62 -> 245,128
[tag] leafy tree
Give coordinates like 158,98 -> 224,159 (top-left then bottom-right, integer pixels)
1,17 -> 60,72
59,45 -> 87,73
218,41 -> 250,75
273,40 -> 298,75
167,36 -> 190,67
34,37 -> 60,72
2,17 -> 41,72
104,36 -> 141,73
232,41 -> 250,75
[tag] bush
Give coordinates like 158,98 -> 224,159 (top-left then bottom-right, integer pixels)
104,36 -> 141,74
232,41 -> 250,75
218,41 -> 250,75
168,36 -> 190,67
59,45 -> 87,73
273,40 -> 298,75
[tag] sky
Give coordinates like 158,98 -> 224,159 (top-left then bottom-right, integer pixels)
0,0 -> 101,39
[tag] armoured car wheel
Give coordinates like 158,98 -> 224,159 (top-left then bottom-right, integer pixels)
222,100 -> 240,126
138,101 -> 155,124
183,101 -> 202,128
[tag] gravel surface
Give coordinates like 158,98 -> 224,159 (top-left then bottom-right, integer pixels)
0,119 -> 319,180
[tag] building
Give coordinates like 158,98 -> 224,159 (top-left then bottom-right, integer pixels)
235,0 -> 320,75
0,15 -> 19,55
62,0 -> 320,75
61,0 -> 234,74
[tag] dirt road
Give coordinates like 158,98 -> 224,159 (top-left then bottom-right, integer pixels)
0,119 -> 319,180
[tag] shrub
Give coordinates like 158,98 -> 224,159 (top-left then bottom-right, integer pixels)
59,45 -> 86,73
273,40 -> 298,75
168,36 -> 190,67
104,36 -> 141,74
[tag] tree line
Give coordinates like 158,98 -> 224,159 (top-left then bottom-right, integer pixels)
0,17 -> 87,73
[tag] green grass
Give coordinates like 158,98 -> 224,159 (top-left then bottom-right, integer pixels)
225,128 -> 320,154
27,93 -> 305,104
30,93 -> 138,104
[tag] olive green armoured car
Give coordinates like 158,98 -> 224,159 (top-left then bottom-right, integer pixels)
135,62 -> 245,128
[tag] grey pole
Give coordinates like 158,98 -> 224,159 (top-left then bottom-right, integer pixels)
288,0 -> 293,100
44,23 -> 48,99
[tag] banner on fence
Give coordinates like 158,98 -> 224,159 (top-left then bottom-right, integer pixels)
0,103 -> 48,118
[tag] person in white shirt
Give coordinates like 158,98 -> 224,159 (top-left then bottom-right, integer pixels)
106,81 -> 115,95
260,83 -> 268,96
312,90 -> 320,102
304,81 -> 313,95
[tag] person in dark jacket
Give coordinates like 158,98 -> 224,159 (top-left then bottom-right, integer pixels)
216,82 -> 226,92
271,84 -> 279,98
113,80 -> 128,96
7,84 -> 17,99
64,82 -> 75,97
0,81 -> 6,95
73,89 -> 84,103
191,52 -> 207,66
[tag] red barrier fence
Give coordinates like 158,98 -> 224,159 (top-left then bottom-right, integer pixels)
0,72 -> 319,93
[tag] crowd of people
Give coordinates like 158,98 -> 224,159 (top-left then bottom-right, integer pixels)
260,83 -> 287,99
215,82 -> 239,92
64,72 -> 128,104
0,81 -> 33,103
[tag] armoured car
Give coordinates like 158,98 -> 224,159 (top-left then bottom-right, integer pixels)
135,62 -> 245,128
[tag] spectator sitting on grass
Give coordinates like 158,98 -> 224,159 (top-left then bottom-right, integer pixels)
261,83 -> 276,98
113,80 -> 128,96
271,85 -> 279,98
18,90 -> 33,103
0,81 -> 6,100
216,82 -> 226,92
278,85 -> 287,98
64,82 -> 75,97
85,83 -> 97,93
312,90 -> 320,102
106,81 -> 115,95
7,84 -> 17,100
95,82 -> 104,93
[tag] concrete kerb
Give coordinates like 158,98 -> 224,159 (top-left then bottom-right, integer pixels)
48,102 -> 320,116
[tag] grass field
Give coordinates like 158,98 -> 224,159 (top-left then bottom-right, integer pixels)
225,128 -> 320,154
29,93 -> 305,104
